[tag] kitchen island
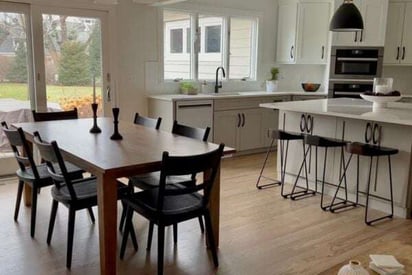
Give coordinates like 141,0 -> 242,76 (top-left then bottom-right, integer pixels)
260,98 -> 412,218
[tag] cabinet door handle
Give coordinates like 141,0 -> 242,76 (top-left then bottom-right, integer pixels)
306,115 -> 313,133
402,47 -> 406,60
396,47 -> 400,60
321,46 -> 325,59
365,122 -> 372,143
290,45 -> 294,60
241,113 -> 245,127
354,31 -> 358,42
373,123 -> 381,145
360,30 -> 363,42
237,113 -> 241,128
300,114 -> 306,132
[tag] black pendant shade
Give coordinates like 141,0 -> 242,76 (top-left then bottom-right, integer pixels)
330,0 -> 364,32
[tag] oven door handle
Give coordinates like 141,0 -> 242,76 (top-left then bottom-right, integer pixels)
336,57 -> 379,61
334,91 -> 362,96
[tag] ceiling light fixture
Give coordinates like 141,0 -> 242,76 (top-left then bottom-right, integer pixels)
330,0 -> 364,32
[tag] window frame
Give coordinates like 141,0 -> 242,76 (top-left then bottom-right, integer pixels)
161,8 -> 259,82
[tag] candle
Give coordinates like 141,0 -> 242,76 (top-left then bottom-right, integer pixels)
113,80 -> 118,108
92,76 -> 96,104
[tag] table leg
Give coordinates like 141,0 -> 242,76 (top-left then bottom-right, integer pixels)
96,173 -> 118,275
207,163 -> 220,247
23,183 -> 32,206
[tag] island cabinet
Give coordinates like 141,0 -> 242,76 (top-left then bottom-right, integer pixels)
332,0 -> 388,47
384,1 -> 412,65
280,111 -> 338,185
213,96 -> 289,152
334,118 -> 412,212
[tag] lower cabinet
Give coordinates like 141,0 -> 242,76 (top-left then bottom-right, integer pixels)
214,108 -> 268,151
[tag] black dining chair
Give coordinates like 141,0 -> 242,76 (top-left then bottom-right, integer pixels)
121,121 -> 210,248
32,131 -> 136,269
32,108 -> 78,122
120,143 -> 224,275
1,122 -> 84,238
134,112 -> 162,130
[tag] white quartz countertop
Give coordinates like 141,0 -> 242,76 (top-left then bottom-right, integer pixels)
260,98 -> 412,126
147,90 -> 327,101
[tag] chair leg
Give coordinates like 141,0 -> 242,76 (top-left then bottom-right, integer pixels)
320,148 -> 330,210
173,223 -> 178,244
147,222 -> 154,251
66,208 -> 76,269
256,138 -> 280,189
87,207 -> 95,224
204,210 -> 219,267
157,224 -> 165,275
365,156 -> 394,225
30,187 -> 38,238
289,144 -> 315,200
14,180 -> 25,221
47,200 -> 59,245
120,206 -> 135,259
198,216 -> 205,234
119,201 -> 127,232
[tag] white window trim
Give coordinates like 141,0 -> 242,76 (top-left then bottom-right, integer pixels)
160,7 -> 260,83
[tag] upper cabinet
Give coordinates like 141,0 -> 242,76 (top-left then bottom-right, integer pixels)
332,0 -> 388,47
276,0 -> 332,64
384,2 -> 412,65
276,0 -> 299,64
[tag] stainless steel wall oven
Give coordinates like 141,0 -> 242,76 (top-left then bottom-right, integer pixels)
329,46 -> 384,98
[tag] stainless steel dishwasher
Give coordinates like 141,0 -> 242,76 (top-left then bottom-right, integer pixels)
175,100 -> 214,141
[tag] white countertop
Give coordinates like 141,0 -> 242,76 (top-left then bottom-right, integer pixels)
260,98 -> 412,126
147,90 -> 327,101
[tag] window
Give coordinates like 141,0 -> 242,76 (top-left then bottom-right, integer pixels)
170,29 -> 183,53
163,10 -> 258,81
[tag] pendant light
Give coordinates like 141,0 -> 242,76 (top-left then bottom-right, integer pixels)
330,0 -> 364,32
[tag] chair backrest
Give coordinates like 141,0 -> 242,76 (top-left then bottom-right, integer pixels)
33,131 -> 78,200
134,113 -> 162,130
172,120 -> 210,142
1,121 -> 40,178
32,108 -> 78,122
156,143 -> 224,212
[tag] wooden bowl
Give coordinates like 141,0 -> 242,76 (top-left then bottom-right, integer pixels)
301,83 -> 321,92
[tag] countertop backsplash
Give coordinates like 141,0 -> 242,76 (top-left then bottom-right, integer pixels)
383,66 -> 412,95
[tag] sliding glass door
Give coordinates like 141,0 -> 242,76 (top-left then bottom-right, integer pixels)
32,7 -> 110,117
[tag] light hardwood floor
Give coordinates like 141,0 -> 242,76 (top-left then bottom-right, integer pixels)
0,153 -> 411,274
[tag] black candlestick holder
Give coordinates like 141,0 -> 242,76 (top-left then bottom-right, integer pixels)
90,103 -> 102,134
110,107 -> 123,140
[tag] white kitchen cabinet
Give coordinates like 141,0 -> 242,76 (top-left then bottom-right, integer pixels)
281,111 -> 338,184
296,1 -> 332,64
276,0 -> 332,64
384,2 -> 412,65
332,0 -> 388,47
276,0 -> 299,64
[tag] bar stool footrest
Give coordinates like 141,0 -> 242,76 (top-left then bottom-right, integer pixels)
366,214 -> 393,226
256,176 -> 281,189
290,190 -> 316,200
329,201 -> 357,213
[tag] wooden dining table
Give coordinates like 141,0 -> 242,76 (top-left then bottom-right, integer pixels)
13,117 -> 234,275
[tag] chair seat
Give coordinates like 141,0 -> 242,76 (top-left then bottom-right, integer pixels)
304,135 -> 347,147
129,172 -> 194,190
16,162 -> 83,184
346,142 -> 399,156
52,179 -> 129,206
123,184 -> 203,225
269,129 -> 303,141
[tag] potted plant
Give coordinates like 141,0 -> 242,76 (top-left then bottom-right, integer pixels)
179,82 -> 198,95
266,67 -> 279,92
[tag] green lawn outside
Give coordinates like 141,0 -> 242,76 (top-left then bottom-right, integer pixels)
0,82 -> 93,103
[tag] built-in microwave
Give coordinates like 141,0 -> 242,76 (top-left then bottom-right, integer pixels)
328,80 -> 373,99
329,46 -> 384,80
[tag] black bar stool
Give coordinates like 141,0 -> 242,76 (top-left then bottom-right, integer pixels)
329,123 -> 397,225
256,129 -> 304,189
288,115 -> 349,207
